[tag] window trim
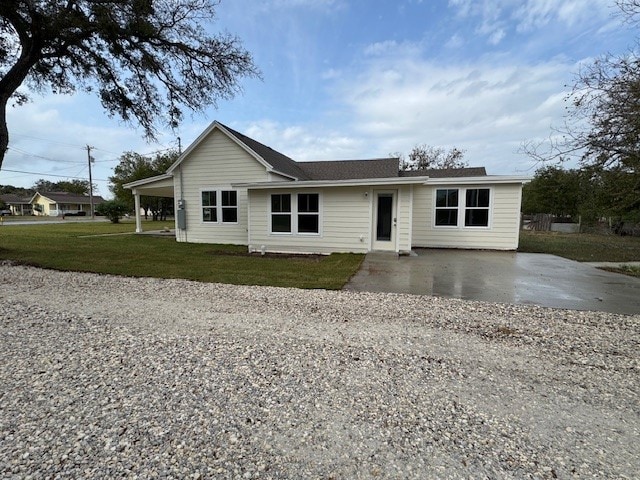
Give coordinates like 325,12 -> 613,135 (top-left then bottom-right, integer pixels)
200,187 -> 239,225
433,187 -> 492,229
270,193 -> 293,235
269,191 -> 322,236
434,188 -> 459,228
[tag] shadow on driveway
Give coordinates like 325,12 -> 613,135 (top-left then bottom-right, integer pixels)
344,249 -> 640,315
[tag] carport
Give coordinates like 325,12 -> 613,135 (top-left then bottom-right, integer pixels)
123,174 -> 174,233
344,249 -> 640,315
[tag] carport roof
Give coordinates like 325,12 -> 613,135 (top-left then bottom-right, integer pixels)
124,174 -> 174,197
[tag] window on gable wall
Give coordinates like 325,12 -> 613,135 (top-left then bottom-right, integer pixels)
202,189 -> 238,223
222,191 -> 238,223
202,191 -> 217,222
435,188 -> 490,228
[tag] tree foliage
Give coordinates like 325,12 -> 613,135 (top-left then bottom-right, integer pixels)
521,0 -> 639,223
109,149 -> 177,220
397,145 -> 468,171
0,0 -> 258,168
522,166 -> 583,217
522,165 -> 640,225
32,178 -> 92,195
95,199 -> 128,223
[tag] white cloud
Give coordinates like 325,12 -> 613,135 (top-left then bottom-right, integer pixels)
332,52 -> 576,173
241,119 -> 363,161
450,0 -> 612,42
2,93 -> 177,196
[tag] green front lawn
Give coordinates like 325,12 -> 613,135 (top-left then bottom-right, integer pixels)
518,230 -> 640,262
0,221 -> 364,289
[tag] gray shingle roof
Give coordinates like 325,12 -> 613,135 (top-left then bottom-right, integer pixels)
38,192 -> 105,204
218,122 -> 488,181
0,193 -> 32,204
220,123 -> 311,180
297,158 -> 400,180
399,167 -> 487,178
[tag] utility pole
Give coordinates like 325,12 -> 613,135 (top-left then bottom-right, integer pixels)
86,145 -> 94,219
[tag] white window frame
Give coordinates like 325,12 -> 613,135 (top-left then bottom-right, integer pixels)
464,188 -> 491,228
270,192 -> 293,235
433,187 -> 492,229
269,191 -> 322,236
434,188 -> 459,229
200,188 -> 239,225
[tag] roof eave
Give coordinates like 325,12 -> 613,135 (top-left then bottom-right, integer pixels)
234,176 -> 431,189
423,175 -> 531,185
124,173 -> 173,189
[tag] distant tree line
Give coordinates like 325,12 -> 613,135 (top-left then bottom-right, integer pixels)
522,165 -> 639,232
0,179 -> 94,198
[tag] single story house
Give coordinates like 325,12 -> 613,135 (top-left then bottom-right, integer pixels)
125,121 -> 529,254
0,193 -> 33,215
31,191 -> 105,216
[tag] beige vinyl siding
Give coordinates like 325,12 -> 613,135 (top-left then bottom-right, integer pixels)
396,186 -> 412,253
411,183 -> 522,250
174,129 -> 272,244
248,186 -> 372,254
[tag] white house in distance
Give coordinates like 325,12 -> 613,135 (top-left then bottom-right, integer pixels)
125,121 -> 529,254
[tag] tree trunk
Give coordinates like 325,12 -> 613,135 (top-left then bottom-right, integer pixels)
0,98 -> 8,170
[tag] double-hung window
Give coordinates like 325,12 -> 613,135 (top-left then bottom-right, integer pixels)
202,189 -> 238,224
434,188 -> 490,228
270,193 -> 320,234
221,191 -> 238,223
271,194 -> 292,233
202,191 -> 217,222
435,189 -> 459,226
465,189 -> 490,227
297,193 -> 319,234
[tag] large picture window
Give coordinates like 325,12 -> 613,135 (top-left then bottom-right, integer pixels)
202,189 -> 238,224
435,189 -> 458,226
270,193 -> 321,235
434,188 -> 491,228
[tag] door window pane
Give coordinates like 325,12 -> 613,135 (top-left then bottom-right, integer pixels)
376,194 -> 393,241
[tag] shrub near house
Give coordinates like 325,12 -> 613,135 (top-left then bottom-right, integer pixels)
96,200 -> 129,223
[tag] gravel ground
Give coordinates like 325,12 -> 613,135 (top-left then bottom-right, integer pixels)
0,263 -> 638,479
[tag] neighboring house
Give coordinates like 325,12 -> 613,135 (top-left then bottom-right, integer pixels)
30,191 -> 105,216
0,193 -> 33,215
125,121 -> 529,254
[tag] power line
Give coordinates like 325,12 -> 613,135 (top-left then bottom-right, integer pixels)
7,146 -> 85,164
11,133 -> 86,149
0,168 -> 108,182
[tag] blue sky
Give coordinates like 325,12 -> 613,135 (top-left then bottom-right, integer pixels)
1,0 -> 635,198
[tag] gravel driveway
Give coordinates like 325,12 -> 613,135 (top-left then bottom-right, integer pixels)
1,264 -> 638,479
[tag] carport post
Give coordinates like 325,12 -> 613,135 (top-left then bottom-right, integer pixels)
134,193 -> 142,233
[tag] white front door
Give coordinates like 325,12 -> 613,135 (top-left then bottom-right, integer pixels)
372,190 -> 397,251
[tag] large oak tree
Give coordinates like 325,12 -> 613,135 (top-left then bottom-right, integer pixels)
0,0 -> 258,169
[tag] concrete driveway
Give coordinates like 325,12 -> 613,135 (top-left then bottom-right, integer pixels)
344,249 -> 640,315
